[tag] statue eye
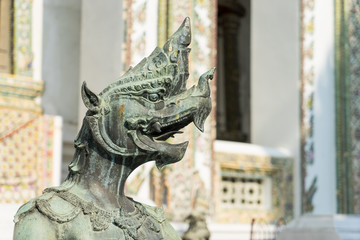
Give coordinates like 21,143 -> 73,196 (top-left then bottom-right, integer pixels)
148,93 -> 160,102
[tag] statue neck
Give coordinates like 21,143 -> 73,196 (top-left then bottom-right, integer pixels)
70,149 -> 136,212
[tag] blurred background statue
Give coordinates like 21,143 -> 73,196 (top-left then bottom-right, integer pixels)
182,210 -> 210,240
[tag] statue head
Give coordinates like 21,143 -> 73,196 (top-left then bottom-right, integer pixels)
69,17 -> 215,174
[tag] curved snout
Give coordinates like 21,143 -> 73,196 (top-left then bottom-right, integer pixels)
152,67 -> 215,133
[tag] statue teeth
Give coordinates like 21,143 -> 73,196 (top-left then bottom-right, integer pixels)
153,122 -> 162,133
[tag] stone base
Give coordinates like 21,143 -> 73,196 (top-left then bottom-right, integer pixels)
278,215 -> 360,240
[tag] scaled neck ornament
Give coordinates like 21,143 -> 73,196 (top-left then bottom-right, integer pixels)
13,17 -> 215,240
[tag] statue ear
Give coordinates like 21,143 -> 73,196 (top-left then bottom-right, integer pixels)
81,82 -> 101,111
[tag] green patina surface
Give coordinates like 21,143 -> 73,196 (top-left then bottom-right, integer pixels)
13,18 -> 215,239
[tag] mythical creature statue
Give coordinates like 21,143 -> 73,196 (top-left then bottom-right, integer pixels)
13,17 -> 215,239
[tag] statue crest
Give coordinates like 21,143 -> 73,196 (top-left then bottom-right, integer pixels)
13,17 -> 215,240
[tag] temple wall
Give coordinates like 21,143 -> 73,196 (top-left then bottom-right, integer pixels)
307,0 -> 337,214
3,0 -> 359,238
42,0 -> 81,143
78,0 -> 125,121
0,0 -> 63,238
42,0 -> 126,179
41,0 -> 82,179
335,0 -> 360,214
251,0 -> 301,216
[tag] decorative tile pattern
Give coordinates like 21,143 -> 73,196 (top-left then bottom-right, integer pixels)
164,166 -> 209,221
0,113 -> 55,203
348,0 -> 360,214
0,110 -> 38,141
0,0 -> 60,205
301,0 -> 317,214
122,0 -> 148,71
0,74 -> 43,113
335,0 -> 360,213
301,0 -> 315,165
157,0 -> 168,47
13,0 -> 33,77
0,74 -> 56,204
0,73 -> 44,142
159,0 -> 217,221
214,151 -> 294,224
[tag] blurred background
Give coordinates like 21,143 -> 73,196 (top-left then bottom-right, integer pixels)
0,0 -> 359,239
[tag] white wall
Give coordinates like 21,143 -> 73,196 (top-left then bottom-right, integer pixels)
42,0 -> 81,143
251,0 -> 301,216
307,0 -> 336,214
78,0 -> 124,121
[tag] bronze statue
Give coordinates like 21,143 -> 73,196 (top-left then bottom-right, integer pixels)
13,17 -> 215,239
182,210 -> 210,240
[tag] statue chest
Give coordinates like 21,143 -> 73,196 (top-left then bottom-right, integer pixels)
62,213 -> 164,240
34,191 -> 166,240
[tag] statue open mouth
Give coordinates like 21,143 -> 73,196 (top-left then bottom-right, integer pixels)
128,67 -> 214,169
151,109 -> 195,141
